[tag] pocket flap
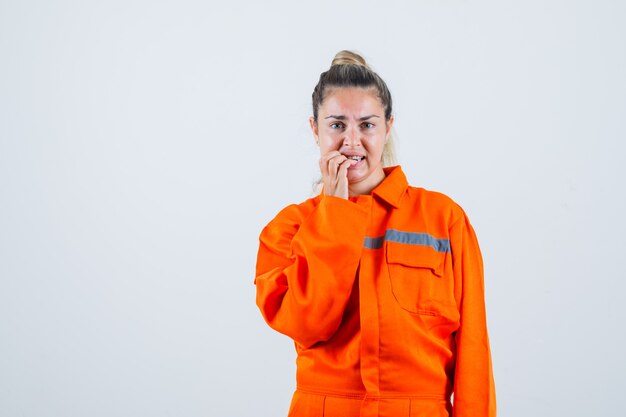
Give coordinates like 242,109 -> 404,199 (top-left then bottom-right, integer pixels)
386,241 -> 445,277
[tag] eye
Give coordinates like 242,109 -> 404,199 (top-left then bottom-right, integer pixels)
362,122 -> 375,129
330,122 -> 344,129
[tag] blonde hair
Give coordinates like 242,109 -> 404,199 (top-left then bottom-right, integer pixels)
312,50 -> 397,167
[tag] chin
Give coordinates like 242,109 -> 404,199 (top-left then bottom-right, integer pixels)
347,170 -> 369,183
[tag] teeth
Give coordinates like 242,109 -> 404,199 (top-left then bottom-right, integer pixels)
347,156 -> 364,161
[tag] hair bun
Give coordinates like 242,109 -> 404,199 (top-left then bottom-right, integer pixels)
331,50 -> 369,68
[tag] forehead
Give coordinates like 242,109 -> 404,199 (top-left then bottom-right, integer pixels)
320,87 -> 383,117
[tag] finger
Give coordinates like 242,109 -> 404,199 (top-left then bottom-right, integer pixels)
319,156 -> 329,179
329,155 -> 347,175
338,158 -> 353,174
320,151 -> 342,164
335,159 -> 353,199
336,159 -> 354,185
319,151 -> 342,177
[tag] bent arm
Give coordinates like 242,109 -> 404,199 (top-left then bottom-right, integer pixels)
255,196 -> 368,348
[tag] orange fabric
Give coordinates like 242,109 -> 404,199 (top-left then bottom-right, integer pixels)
255,166 -> 496,417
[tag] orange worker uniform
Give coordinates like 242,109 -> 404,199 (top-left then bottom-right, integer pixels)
255,166 -> 496,417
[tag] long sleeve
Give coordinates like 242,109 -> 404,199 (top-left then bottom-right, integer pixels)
450,213 -> 497,417
255,195 -> 368,348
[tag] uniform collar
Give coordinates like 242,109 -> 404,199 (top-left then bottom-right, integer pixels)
371,165 -> 407,209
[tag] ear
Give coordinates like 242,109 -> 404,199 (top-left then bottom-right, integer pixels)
309,116 -> 319,145
385,115 -> 394,143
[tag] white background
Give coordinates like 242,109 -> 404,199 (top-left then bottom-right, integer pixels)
1,1 -> 625,416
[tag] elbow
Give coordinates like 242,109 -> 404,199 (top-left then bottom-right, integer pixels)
258,299 -> 342,348
288,317 -> 340,349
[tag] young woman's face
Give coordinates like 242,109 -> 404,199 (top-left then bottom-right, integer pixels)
310,87 -> 393,189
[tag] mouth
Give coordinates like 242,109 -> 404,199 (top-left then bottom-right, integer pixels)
343,155 -> 366,162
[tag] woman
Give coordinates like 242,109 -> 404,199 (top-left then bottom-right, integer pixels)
254,50 -> 496,417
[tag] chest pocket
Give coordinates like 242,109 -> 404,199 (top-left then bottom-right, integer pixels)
386,241 -> 453,316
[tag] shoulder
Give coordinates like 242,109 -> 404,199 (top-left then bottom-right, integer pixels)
403,185 -> 467,224
260,195 -> 321,236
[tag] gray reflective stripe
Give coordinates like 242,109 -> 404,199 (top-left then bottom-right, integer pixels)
363,229 -> 450,253
363,236 -> 385,250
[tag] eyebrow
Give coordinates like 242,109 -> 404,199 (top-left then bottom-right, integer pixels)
324,114 -> 381,121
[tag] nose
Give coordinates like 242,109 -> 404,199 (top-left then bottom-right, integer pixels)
343,125 -> 361,147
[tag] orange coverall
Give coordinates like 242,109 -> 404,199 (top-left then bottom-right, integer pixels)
255,166 -> 496,417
